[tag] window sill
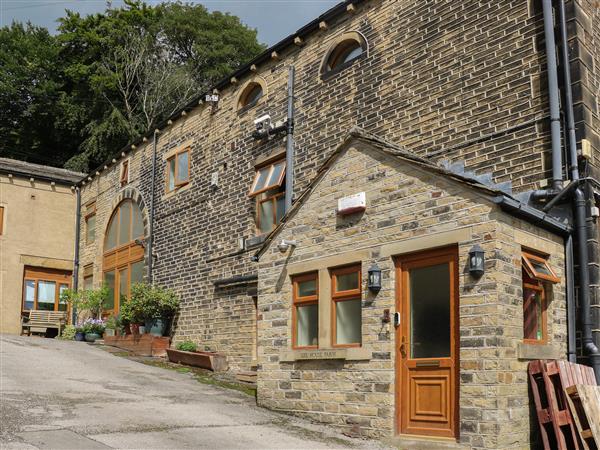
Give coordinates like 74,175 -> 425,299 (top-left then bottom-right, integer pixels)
162,182 -> 190,201
279,347 -> 371,362
517,342 -> 561,360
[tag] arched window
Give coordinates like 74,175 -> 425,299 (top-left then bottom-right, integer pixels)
238,82 -> 264,110
321,33 -> 367,77
103,200 -> 145,315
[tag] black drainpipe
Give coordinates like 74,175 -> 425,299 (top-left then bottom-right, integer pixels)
557,0 -> 600,381
285,66 -> 295,213
147,129 -> 159,283
72,186 -> 81,324
543,0 -> 564,191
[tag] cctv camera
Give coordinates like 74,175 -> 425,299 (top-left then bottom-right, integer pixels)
277,239 -> 298,253
254,114 -> 272,132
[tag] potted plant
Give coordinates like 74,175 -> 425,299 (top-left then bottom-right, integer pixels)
82,318 -> 105,342
129,283 -> 179,337
104,315 -> 120,337
166,341 -> 228,372
120,296 -> 144,335
74,325 -> 86,342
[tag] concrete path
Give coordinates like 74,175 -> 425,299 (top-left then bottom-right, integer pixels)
0,335 -> 382,449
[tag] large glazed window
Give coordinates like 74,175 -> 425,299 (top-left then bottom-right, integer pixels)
249,159 -> 286,234
103,200 -> 145,314
22,267 -> 71,312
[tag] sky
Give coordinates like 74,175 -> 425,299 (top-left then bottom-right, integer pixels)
0,0 -> 341,46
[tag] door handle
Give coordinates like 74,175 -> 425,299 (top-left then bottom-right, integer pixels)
400,336 -> 407,358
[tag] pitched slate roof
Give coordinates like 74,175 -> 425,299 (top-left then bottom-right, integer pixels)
253,127 -> 570,260
0,157 -> 85,185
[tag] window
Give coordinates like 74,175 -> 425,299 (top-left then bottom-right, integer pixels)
0,205 -> 4,235
321,33 -> 366,77
249,160 -> 286,234
166,148 -> 190,193
85,201 -> 96,244
83,264 -> 93,290
331,265 -> 362,347
120,160 -> 129,187
103,200 -> 145,314
238,82 -> 263,110
292,273 -> 319,349
521,251 -> 559,344
22,267 -> 71,312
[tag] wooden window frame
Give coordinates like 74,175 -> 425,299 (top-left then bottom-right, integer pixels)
22,268 -> 71,313
292,272 -> 319,350
256,191 -> 284,234
331,264 -> 362,348
248,160 -> 286,197
166,148 -> 190,193
0,205 -> 4,235
85,201 -> 96,244
523,277 -> 548,344
522,251 -> 560,284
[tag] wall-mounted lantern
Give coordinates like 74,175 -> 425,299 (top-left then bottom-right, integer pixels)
469,244 -> 485,278
368,263 -> 382,292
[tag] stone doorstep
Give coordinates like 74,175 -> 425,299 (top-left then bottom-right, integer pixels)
384,435 -> 462,450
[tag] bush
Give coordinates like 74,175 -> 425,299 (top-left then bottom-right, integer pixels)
128,283 -> 180,321
176,341 -> 197,352
59,325 -> 77,340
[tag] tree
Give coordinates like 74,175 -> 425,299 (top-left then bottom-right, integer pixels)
0,1 -> 266,172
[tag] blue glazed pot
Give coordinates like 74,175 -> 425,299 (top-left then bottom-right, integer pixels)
145,318 -> 168,336
85,333 -> 101,342
75,332 -> 85,342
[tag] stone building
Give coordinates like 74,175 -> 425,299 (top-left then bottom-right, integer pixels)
254,129 -> 568,446
0,158 -> 83,334
74,0 -> 600,446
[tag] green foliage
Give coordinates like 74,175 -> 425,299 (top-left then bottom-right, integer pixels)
59,325 -> 77,340
176,341 -> 197,352
81,318 -> 106,334
61,285 -> 110,322
1,1 -> 265,171
123,283 -> 180,323
104,315 -> 121,330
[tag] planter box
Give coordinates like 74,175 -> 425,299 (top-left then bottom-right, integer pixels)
166,349 -> 228,372
104,334 -> 170,357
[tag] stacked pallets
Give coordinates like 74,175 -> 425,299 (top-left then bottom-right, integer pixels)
529,360 -> 599,450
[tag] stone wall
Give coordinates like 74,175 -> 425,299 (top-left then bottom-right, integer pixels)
256,142 -> 566,448
78,0 -> 561,372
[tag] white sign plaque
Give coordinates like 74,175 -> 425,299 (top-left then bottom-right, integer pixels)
337,192 -> 366,215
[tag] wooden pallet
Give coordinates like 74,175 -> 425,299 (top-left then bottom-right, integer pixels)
566,385 -> 600,450
529,360 -> 596,450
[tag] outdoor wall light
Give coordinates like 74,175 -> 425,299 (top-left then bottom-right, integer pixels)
277,239 -> 297,253
469,244 -> 485,278
368,263 -> 382,292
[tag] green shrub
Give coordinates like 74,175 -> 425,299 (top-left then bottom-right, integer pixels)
176,341 -> 197,352
59,325 -> 76,340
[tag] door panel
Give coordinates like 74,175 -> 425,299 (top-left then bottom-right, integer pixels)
395,247 -> 458,438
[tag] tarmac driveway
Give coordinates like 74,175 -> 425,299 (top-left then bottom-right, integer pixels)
0,335 -> 379,449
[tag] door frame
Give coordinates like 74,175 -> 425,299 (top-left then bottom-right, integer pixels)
394,245 -> 460,438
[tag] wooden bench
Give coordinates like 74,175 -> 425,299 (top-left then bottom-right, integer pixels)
21,311 -> 67,336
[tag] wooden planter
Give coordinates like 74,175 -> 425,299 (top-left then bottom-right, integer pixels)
166,349 -> 228,372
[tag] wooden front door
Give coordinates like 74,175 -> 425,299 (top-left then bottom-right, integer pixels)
395,247 -> 458,438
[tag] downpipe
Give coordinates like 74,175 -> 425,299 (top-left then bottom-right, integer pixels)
147,129 -> 159,283
575,187 -> 600,382
285,66 -> 295,213
72,186 -> 81,325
